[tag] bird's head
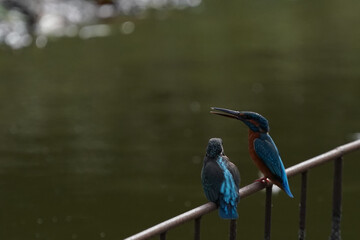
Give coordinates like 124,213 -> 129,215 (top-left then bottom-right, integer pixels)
206,138 -> 224,158
210,107 -> 269,133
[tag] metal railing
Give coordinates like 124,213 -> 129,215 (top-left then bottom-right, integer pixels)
125,139 -> 360,240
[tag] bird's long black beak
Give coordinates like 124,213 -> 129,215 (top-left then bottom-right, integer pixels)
210,107 -> 240,119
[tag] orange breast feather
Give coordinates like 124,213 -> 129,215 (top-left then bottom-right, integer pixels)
248,130 -> 274,178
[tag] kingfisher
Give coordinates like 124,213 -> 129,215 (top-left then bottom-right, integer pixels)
201,138 -> 241,219
210,107 -> 293,198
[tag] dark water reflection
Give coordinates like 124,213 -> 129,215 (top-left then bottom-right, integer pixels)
1,0 -> 360,239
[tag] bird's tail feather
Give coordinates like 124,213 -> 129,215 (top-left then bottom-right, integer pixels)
281,178 -> 294,198
219,200 -> 238,219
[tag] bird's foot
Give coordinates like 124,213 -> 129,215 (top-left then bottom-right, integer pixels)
255,177 -> 270,184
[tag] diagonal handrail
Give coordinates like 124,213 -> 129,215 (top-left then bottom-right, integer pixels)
125,139 -> 360,240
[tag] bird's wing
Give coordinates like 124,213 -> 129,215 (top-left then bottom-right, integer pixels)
223,156 -> 241,189
253,135 -> 286,181
201,160 -> 223,203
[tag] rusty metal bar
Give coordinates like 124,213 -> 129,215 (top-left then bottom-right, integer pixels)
194,217 -> 201,240
264,185 -> 273,240
125,139 -> 360,240
229,219 -> 237,240
329,157 -> 343,240
286,140 -> 360,178
125,202 -> 216,240
124,181 -> 267,240
299,171 -> 308,240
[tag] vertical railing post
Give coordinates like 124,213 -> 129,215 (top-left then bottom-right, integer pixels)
229,219 -> 237,240
160,231 -> 167,240
194,217 -> 201,240
329,157 -> 343,240
264,185 -> 273,240
299,171 -> 308,240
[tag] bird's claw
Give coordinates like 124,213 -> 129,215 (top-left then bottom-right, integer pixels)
255,177 -> 270,184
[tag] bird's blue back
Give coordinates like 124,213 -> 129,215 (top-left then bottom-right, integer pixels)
254,133 -> 293,197
216,156 -> 239,219
202,156 -> 240,219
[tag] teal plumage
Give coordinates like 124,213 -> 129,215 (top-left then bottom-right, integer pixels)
201,138 -> 240,219
211,108 -> 293,198
254,133 -> 293,197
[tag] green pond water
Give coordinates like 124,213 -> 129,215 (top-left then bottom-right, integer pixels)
1,0 -> 360,239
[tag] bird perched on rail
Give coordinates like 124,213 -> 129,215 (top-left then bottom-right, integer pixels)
210,107 -> 293,198
201,138 -> 241,219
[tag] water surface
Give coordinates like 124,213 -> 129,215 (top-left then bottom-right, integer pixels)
1,0 -> 360,239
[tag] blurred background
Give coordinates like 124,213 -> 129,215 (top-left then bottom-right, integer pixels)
1,0 -> 360,239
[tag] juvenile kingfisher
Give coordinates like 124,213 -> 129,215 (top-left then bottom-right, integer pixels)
201,138 -> 241,219
210,107 -> 293,198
